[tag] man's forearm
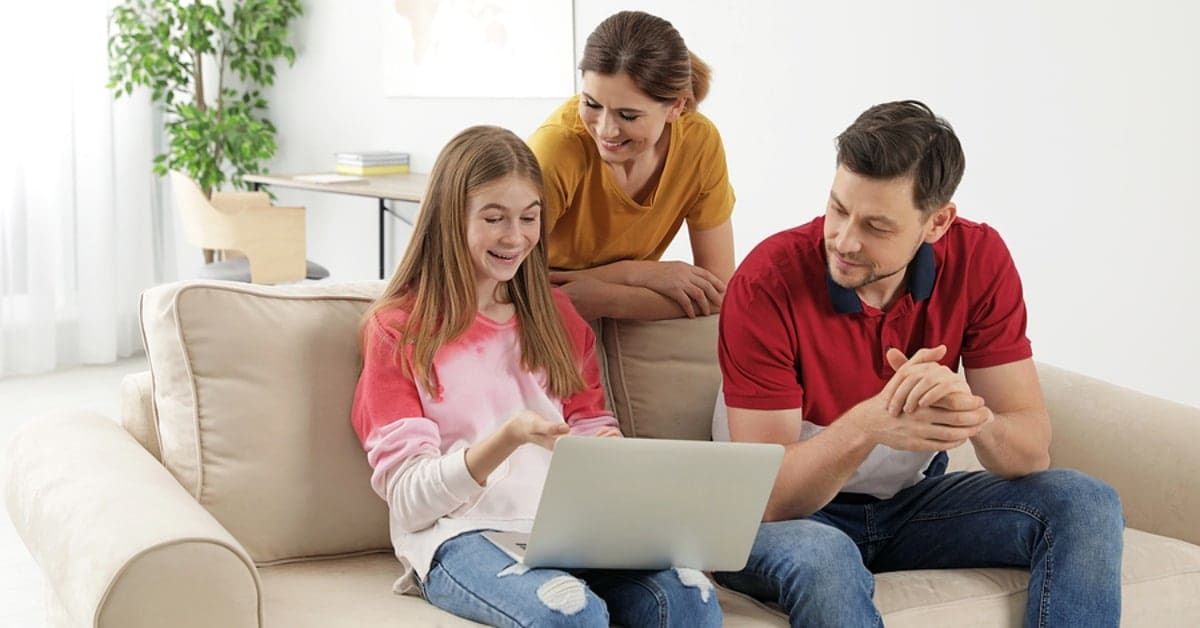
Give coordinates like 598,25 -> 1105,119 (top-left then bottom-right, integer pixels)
761,413 -> 877,521
970,408 -> 1051,478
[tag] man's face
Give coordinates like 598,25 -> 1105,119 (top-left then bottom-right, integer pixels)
823,166 -> 951,293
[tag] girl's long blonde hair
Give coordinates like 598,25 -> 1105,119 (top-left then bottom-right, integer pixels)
363,125 -> 585,399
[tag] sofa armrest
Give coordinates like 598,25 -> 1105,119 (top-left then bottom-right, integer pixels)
120,370 -> 160,460
1039,362 -> 1200,545
3,412 -> 262,628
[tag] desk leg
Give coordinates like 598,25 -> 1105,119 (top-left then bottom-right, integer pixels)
379,198 -> 386,280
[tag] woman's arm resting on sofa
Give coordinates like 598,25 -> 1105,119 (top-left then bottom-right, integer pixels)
2,412 -> 261,628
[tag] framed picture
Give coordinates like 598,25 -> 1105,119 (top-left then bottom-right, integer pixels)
381,0 -> 575,98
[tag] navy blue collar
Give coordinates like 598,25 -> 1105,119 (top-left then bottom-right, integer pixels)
826,242 -> 937,314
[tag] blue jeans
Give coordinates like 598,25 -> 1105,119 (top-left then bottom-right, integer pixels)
422,531 -> 723,628
714,469 -> 1124,628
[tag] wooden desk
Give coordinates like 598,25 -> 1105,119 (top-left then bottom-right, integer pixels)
242,172 -> 428,279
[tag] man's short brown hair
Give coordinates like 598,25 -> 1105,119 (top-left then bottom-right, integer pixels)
836,100 -> 965,212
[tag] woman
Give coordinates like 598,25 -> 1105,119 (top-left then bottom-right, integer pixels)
529,10 -> 735,321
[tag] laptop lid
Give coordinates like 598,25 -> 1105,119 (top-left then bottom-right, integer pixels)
515,436 -> 783,571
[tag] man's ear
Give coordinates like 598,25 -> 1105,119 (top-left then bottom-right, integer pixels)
924,202 -> 957,243
665,96 -> 686,123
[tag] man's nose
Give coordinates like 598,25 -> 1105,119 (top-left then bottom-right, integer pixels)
833,227 -> 861,254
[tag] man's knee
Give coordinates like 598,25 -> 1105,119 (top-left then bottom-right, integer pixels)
770,521 -> 870,588
1028,468 -> 1124,531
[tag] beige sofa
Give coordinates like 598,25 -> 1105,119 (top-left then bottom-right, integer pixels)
4,280 -> 1200,627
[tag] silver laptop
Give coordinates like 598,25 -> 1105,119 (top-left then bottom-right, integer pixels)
483,436 -> 783,571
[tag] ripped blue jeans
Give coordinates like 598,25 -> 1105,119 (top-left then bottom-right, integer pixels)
422,531 -> 723,628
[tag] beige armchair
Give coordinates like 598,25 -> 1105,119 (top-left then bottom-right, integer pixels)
169,171 -> 328,284
3,280 -> 1199,627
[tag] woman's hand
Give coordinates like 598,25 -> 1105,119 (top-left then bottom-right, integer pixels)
553,278 -> 611,321
628,261 -> 725,317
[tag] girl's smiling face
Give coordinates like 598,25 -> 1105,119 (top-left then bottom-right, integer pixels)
465,174 -> 542,306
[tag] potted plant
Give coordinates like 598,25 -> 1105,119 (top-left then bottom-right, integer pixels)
107,0 -> 303,199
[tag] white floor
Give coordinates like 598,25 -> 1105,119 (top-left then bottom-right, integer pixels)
0,356 -> 149,628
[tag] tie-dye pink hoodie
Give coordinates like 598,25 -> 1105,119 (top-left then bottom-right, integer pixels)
351,290 -> 617,587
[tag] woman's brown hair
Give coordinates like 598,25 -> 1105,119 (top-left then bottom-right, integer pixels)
363,125 -> 585,399
579,10 -> 711,112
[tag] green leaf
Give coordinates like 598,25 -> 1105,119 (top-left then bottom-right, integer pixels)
109,0 -> 301,188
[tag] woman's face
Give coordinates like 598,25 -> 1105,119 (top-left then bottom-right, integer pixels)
578,71 -> 684,168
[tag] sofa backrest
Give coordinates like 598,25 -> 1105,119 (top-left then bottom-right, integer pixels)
140,280 -> 391,565
595,315 -> 985,471
598,316 -> 721,440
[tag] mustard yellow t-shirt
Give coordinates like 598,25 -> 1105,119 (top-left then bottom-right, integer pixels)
528,95 -> 736,270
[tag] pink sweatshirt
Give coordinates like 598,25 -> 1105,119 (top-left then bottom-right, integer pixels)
351,290 -> 617,588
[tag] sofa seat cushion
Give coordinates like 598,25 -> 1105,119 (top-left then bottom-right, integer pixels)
259,552 -> 790,627
875,528 -> 1200,627
255,528 -> 1200,627
260,554 -> 476,627
140,280 -> 390,564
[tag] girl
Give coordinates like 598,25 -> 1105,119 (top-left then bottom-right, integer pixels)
529,10 -> 736,321
352,126 -> 721,628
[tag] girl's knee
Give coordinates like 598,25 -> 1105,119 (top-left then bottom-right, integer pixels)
529,575 -> 609,626
669,568 -> 723,628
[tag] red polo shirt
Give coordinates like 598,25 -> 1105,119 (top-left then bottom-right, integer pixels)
719,216 -> 1032,425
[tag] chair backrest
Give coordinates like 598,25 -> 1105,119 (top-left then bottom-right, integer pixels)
168,171 -> 310,284
168,171 -> 238,251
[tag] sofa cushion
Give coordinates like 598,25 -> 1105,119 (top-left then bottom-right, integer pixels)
600,316 -> 721,440
258,552 -> 789,627
140,280 -> 390,564
876,527 -> 1200,627
254,527 -> 1200,627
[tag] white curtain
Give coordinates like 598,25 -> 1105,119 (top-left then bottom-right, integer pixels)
0,2 -> 164,377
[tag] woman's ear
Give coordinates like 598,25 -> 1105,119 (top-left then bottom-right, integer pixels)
665,96 -> 686,122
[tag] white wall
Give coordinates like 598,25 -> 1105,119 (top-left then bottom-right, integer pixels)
257,0 -> 1200,408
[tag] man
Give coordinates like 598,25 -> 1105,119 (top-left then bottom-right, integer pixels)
713,100 -> 1123,627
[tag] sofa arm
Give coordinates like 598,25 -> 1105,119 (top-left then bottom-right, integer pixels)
120,370 -> 160,460
1039,362 -> 1200,545
3,412 -> 262,628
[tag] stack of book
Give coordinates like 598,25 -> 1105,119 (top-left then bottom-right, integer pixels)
334,151 -> 410,176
